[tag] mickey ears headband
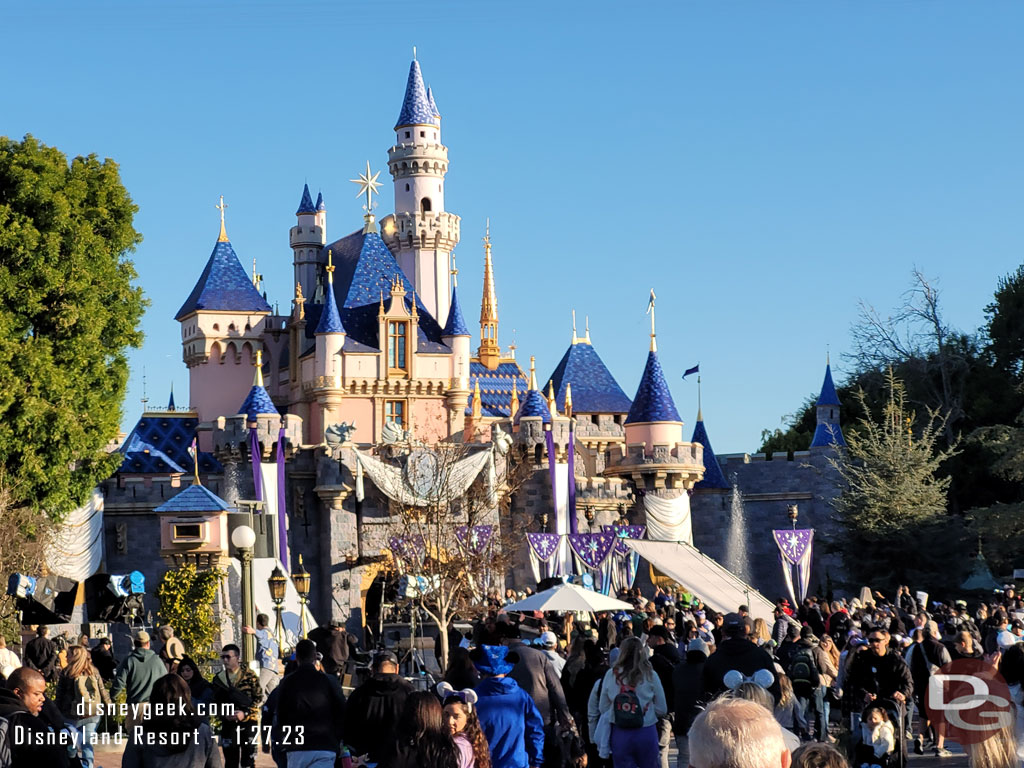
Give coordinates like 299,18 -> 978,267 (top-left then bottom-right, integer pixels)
436,681 -> 479,710
723,669 -> 775,691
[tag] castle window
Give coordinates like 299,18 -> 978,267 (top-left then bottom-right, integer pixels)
405,131 -> 410,139
171,522 -> 205,543
433,132 -> 437,140
420,197 -> 432,213
388,320 -> 408,373
406,183 -> 410,192
213,323 -> 219,331
420,130 -> 425,138
830,409 -> 834,419
385,400 -> 406,428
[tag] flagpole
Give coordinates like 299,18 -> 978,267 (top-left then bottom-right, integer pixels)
697,374 -> 702,421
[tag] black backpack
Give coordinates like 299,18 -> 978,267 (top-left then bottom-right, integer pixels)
612,673 -> 646,729
0,715 -> 11,768
788,648 -> 820,695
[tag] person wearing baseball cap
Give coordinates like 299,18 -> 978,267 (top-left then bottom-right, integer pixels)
700,612 -> 781,704
110,629 -> 167,732
537,630 -> 566,677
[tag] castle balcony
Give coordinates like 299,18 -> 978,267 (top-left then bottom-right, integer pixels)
603,441 -> 705,491
212,413 -> 303,462
380,211 -> 460,253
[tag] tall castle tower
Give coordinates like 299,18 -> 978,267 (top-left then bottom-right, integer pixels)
380,58 -> 460,323
810,357 -> 846,450
290,184 -> 327,301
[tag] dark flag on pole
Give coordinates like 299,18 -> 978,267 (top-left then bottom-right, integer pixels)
682,364 -> 700,380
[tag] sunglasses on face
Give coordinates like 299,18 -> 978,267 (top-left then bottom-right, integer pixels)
868,638 -> 885,644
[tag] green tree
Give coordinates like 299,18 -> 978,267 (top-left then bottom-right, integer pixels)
156,564 -> 225,663
828,372 -> 962,589
0,135 -> 146,517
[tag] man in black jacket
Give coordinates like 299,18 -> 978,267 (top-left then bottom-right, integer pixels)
275,639 -> 345,763
503,624 -> 570,726
0,667 -> 69,767
343,650 -> 413,764
845,626 -> 913,712
647,625 -> 679,768
672,638 -> 708,768
701,613 -> 781,704
23,627 -> 57,683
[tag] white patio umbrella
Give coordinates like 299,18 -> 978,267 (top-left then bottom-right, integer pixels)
503,582 -> 634,613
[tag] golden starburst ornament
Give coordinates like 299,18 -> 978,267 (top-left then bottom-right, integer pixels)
350,161 -> 382,213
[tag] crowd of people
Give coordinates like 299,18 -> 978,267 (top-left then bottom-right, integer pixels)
2,584 -> 1024,768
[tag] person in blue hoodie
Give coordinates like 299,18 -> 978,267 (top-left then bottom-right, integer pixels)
471,644 -> 545,768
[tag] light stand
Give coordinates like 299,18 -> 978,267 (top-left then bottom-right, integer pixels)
291,555 -> 311,639
268,565 -> 287,661
231,525 -> 257,666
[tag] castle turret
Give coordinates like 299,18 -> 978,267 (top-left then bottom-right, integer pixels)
810,358 -> 846,450
176,198 -> 272,429
380,57 -> 460,323
312,251 -> 346,430
442,262 -> 471,437
291,184 -> 327,301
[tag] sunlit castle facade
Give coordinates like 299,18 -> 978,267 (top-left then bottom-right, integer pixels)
101,58 -> 849,633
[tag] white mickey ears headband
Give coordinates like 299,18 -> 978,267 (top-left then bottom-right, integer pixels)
723,668 -> 775,691
436,681 -> 479,710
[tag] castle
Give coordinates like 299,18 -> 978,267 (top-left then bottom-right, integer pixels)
99,59 -> 848,632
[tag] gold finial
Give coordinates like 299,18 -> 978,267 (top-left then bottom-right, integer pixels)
350,162 -> 382,232
471,380 -> 482,420
254,349 -> 264,387
584,315 -> 591,344
326,249 -> 335,279
529,356 -> 537,391
547,380 -> 558,416
510,376 -> 520,416
294,282 -> 305,320
565,382 -> 573,418
646,289 -> 657,352
571,310 -> 578,345
216,195 -> 229,242
451,253 -> 458,288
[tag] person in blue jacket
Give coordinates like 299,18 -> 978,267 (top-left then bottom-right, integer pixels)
471,644 -> 545,768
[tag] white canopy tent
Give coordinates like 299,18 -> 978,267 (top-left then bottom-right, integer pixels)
503,582 -> 634,613
624,539 -> 775,624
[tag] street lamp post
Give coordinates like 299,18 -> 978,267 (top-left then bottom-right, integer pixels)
231,524 -> 257,666
267,565 -> 288,661
291,554 -> 311,639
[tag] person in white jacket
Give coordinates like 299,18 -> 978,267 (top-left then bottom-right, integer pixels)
598,637 -> 667,768
855,705 -> 895,768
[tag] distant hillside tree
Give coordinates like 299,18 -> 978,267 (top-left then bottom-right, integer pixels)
0,135 -> 146,518
828,371 -> 962,589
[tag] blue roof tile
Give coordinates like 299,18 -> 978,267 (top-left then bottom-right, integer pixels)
174,239 -> 272,320
466,361 -> 528,418
427,86 -> 440,118
625,351 -> 682,424
239,384 -> 279,420
442,285 -> 470,337
691,418 -> 731,490
396,60 -> 440,128
547,342 -> 632,414
315,191 -> 326,212
296,184 -> 316,215
154,483 -> 233,514
315,274 -> 345,335
305,229 -> 447,353
515,389 -> 551,424
810,422 -> 847,448
817,363 -> 841,406
117,414 -> 222,475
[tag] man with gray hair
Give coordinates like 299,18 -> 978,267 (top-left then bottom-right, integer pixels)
688,697 -> 791,768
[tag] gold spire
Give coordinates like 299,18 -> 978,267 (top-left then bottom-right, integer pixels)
646,289 -> 657,352
254,349 -> 264,387
529,355 -> 538,391
294,282 -> 305,320
471,380 -> 482,420
547,380 -> 558,417
216,195 -> 229,242
478,219 -> 501,369
565,382 -> 573,418
510,376 -> 520,416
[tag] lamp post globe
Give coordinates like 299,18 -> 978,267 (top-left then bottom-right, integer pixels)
232,524 -> 257,550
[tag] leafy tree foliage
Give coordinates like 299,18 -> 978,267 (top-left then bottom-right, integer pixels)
0,135 -> 146,517
156,564 -> 225,663
986,265 -> 1024,381
828,372 -> 962,589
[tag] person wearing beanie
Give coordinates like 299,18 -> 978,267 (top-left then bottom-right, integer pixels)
110,629 -> 167,732
472,645 -> 545,768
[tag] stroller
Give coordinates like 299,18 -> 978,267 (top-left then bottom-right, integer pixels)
849,698 -> 906,768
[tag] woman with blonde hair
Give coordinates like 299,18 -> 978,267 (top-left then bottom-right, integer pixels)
56,644 -> 111,768
752,617 -> 772,648
598,636 -> 667,768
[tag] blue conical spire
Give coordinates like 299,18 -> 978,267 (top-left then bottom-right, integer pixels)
167,384 -> 176,411
817,362 -> 841,406
427,86 -> 440,118
625,351 -> 682,424
442,284 -> 469,337
315,252 -> 345,335
296,184 -> 316,215
238,352 -> 279,421
315,191 -> 325,212
396,60 -> 440,129
691,415 -> 730,490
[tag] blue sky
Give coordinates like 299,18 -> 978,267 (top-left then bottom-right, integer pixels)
3,1 -> 1022,453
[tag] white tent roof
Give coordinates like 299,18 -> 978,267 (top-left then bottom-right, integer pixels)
624,539 -> 775,624
503,582 -> 634,613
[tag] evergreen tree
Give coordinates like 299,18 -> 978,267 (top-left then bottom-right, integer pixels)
986,265 -> 1024,381
828,371 -> 961,589
0,135 -> 146,517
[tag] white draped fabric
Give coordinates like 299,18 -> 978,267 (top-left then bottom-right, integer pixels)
260,463 -> 278,518
624,539 -> 775,623
643,493 -> 692,543
554,464 -> 569,575
351,448 -> 492,506
46,489 -> 104,582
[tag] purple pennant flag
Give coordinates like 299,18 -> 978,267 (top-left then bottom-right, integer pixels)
455,525 -> 494,554
527,532 -> 561,562
389,535 -> 426,563
276,426 -> 288,569
568,532 -> 616,569
568,427 -> 578,535
603,524 -> 647,555
249,426 -> 263,502
772,529 -> 813,565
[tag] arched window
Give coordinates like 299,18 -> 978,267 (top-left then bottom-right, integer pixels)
405,183 -> 410,191
420,197 -> 432,213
